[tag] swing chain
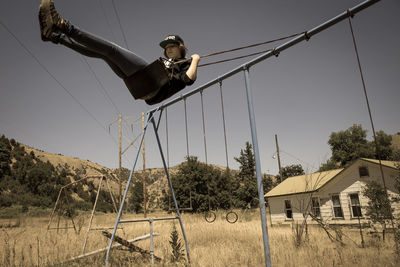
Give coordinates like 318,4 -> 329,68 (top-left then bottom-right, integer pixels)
172,31 -> 305,67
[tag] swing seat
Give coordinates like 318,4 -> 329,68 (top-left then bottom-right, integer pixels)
124,59 -> 170,99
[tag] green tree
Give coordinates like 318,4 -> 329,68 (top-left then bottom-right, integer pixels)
217,169 -> 234,209
129,173 -> 145,213
0,136 -> 73,208
321,125 -> 398,171
262,174 -> 276,194
234,142 -> 258,208
0,135 -> 11,181
262,174 -> 276,207
235,142 -> 255,181
235,172 -> 258,208
374,131 -> 393,160
318,158 -> 340,172
362,181 -> 393,240
96,190 -> 114,213
161,156 -> 231,212
277,164 -> 305,182
328,124 -> 374,167
392,149 -> 400,161
176,156 -> 224,212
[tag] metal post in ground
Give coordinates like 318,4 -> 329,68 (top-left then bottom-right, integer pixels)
149,219 -> 154,266
243,67 -> 271,267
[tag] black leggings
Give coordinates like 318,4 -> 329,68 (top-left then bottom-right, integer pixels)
58,26 -> 148,79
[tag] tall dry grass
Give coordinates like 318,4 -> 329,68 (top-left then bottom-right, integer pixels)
0,210 -> 398,266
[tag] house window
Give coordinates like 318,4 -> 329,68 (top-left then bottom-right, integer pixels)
311,197 -> 321,217
349,193 -> 362,217
331,195 -> 343,218
284,200 -> 293,219
359,166 -> 369,177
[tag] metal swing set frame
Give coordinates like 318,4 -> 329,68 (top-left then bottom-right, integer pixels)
104,1 -> 382,266
46,175 -> 120,255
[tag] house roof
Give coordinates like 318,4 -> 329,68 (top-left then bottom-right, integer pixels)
265,158 -> 399,198
265,168 -> 343,198
361,158 -> 399,169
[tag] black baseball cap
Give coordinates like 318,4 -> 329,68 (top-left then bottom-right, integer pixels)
159,35 -> 184,48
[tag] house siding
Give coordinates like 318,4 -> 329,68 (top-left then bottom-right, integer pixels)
266,159 -> 400,225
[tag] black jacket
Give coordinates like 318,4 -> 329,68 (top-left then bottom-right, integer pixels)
144,58 -> 195,105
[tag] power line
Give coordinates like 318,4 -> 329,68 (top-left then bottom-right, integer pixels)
79,55 -> 122,115
0,19 -> 106,132
73,60 -> 137,166
111,0 -> 129,50
97,0 -> 118,42
279,149 -> 316,170
96,0 -> 136,139
0,19 -> 134,167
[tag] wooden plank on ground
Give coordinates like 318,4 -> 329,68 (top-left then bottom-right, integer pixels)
66,233 -> 159,262
102,231 -> 162,261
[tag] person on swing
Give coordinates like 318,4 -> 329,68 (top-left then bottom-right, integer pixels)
38,0 -> 200,105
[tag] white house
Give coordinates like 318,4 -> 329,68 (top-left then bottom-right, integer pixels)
265,158 -> 400,225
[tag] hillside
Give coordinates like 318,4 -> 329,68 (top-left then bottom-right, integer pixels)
0,135 -> 230,213
22,142 -> 185,211
22,145 -> 242,210
23,145 -> 112,177
1,136 -> 280,217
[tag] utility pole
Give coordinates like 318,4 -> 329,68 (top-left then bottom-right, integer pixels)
142,112 -> 147,218
275,134 -> 283,183
109,114 -> 143,207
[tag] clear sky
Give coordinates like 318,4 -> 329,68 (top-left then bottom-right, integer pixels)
0,0 -> 399,175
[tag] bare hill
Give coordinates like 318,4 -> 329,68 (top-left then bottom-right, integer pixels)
20,144 -> 246,210
20,145 -> 185,209
24,145 -> 110,177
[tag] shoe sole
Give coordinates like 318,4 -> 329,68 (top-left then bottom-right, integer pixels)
38,11 -> 50,41
38,0 -> 53,39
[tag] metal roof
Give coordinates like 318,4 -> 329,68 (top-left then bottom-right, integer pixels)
361,158 -> 399,169
265,168 -> 343,198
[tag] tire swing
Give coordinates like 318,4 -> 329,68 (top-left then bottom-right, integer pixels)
219,81 -> 238,224
204,209 -> 217,223
226,210 -> 238,224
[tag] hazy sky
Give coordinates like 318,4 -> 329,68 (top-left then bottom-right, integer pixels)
0,0 -> 399,175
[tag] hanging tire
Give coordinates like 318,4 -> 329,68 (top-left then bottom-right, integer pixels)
226,211 -> 238,224
204,211 -> 216,223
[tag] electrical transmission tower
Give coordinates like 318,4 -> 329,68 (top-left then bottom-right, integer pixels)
109,113 -> 144,205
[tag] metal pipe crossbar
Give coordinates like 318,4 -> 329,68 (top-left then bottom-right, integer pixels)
148,0 -> 381,114
119,216 -> 179,223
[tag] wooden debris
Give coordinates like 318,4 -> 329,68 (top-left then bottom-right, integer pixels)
102,231 -> 162,261
66,233 -> 159,262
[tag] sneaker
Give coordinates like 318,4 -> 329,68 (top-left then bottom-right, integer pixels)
48,0 -> 70,33
38,0 -> 53,40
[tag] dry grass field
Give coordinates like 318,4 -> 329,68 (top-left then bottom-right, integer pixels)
1,210 -> 398,267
